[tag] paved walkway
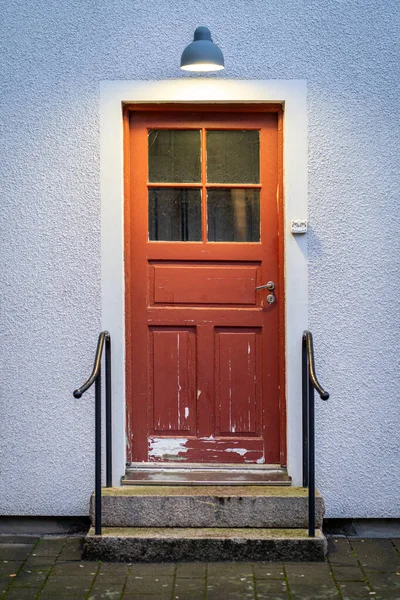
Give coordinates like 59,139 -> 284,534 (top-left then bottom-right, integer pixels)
0,535 -> 399,599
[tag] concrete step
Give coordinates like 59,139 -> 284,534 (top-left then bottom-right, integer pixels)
84,527 -> 327,562
91,486 -> 325,529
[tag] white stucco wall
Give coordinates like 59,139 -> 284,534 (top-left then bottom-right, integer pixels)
0,0 -> 399,517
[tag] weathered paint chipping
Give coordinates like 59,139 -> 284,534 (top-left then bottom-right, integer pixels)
225,447 -> 248,457
148,437 -> 189,460
148,435 -> 263,463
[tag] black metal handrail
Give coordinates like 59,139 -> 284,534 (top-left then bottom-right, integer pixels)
73,331 -> 112,535
302,330 -> 329,537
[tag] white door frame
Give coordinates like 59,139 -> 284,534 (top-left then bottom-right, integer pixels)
100,79 -> 308,486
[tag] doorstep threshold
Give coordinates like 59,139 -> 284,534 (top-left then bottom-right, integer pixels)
127,462 -> 284,470
123,463 -> 291,486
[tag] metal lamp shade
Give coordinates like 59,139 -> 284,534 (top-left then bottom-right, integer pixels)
181,26 -> 224,72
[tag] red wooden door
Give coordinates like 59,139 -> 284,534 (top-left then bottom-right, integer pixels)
125,106 -> 284,464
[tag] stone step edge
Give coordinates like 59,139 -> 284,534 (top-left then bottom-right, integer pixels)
87,526 -> 325,539
99,485 -> 321,497
84,527 -> 327,562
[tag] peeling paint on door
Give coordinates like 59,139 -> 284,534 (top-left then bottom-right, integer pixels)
149,437 -> 189,460
225,447 -> 248,457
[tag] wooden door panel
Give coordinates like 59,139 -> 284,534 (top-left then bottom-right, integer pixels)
152,263 -> 259,305
215,329 -> 261,436
151,328 -> 196,434
148,435 -> 264,463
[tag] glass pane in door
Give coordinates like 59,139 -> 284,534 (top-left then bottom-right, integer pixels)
207,189 -> 260,242
149,188 -> 202,241
148,130 -> 201,183
206,130 -> 260,183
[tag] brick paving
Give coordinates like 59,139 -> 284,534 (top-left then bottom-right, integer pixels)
0,535 -> 399,599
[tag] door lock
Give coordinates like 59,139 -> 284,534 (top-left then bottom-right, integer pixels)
255,281 -> 276,305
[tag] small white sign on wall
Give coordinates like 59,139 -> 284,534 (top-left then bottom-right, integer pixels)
291,219 -> 307,234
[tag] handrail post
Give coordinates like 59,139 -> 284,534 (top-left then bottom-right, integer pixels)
302,334 -> 309,488
73,331 -> 114,537
308,378 -> 315,537
302,330 -> 329,538
105,334 -> 112,488
95,370 -> 102,535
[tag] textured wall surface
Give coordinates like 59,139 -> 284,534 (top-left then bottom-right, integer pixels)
0,0 -> 399,517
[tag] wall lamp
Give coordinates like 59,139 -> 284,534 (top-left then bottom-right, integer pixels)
180,26 -> 224,72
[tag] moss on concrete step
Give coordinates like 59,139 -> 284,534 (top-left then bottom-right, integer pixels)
90,527 -> 324,539
101,485 -> 317,497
